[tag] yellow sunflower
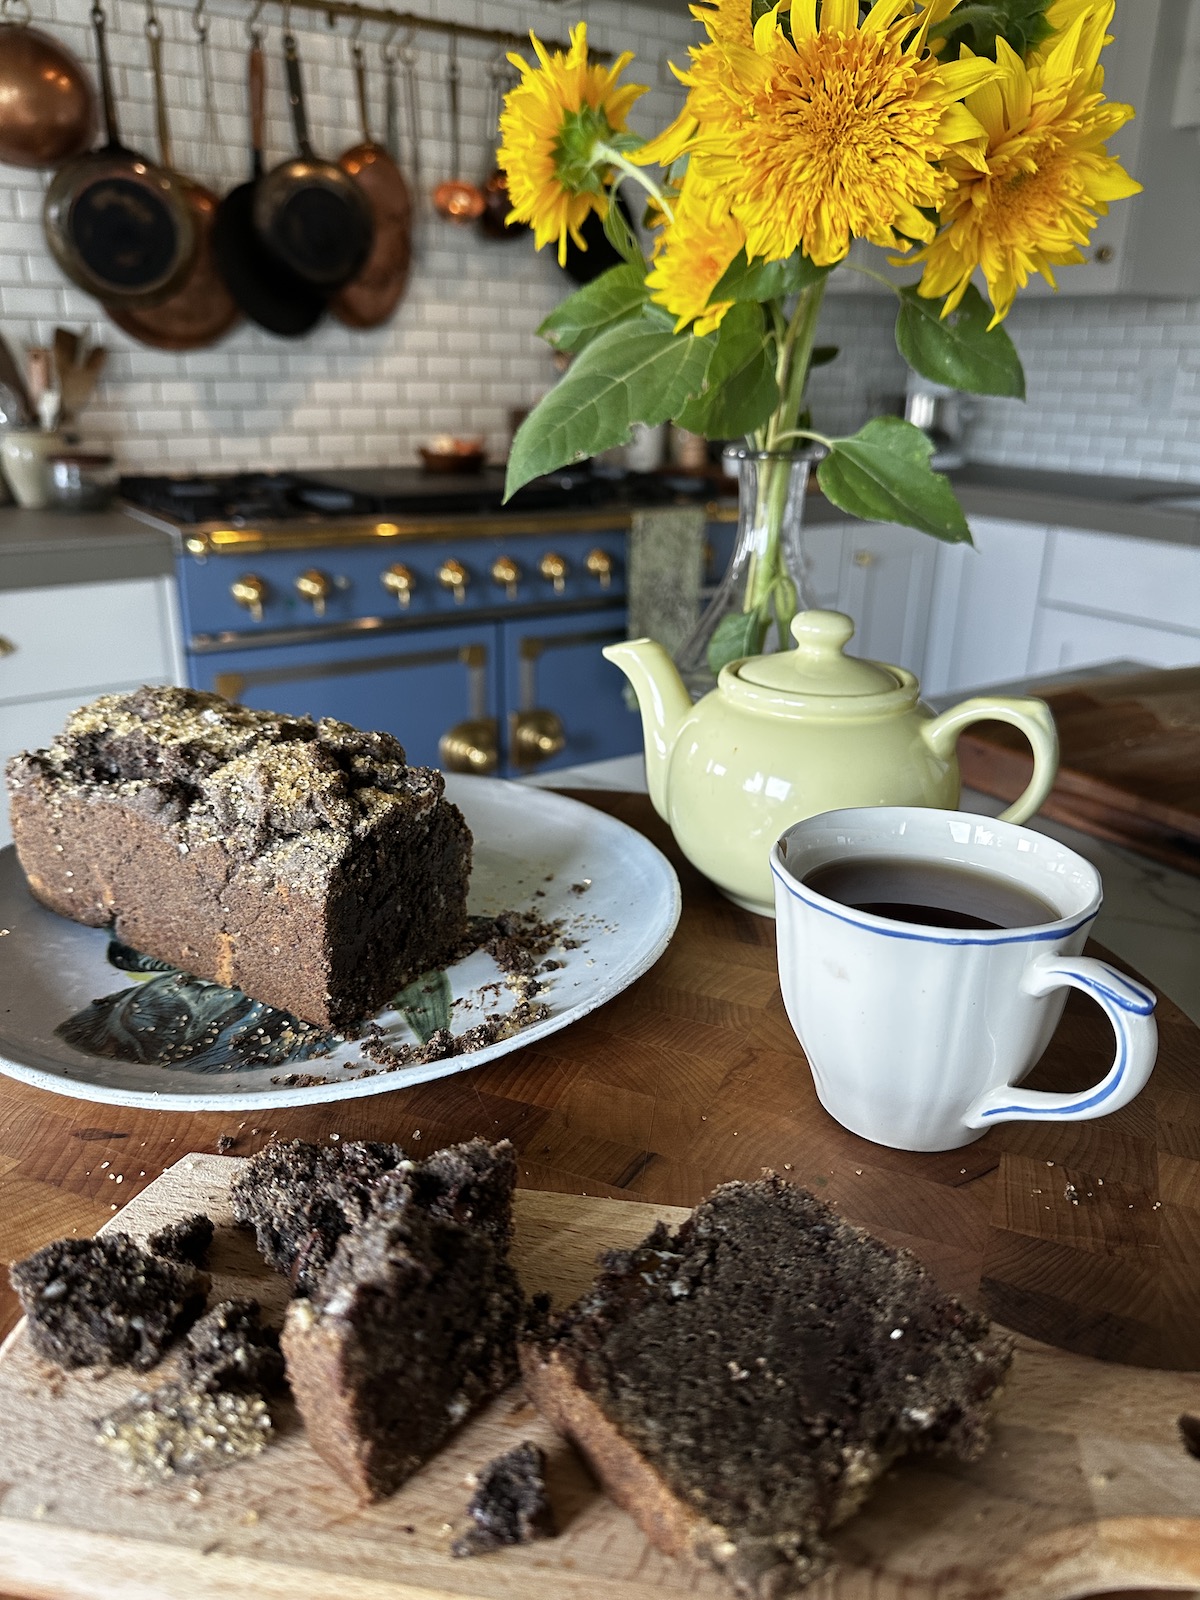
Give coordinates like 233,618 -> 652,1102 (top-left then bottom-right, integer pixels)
645,177 -> 745,334
639,0 -> 998,269
913,3 -> 1141,324
498,24 -> 648,266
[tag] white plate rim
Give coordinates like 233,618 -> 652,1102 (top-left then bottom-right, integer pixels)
0,778 -> 680,1112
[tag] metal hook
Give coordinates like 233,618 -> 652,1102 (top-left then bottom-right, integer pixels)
347,6 -> 363,42
192,0 -> 206,38
144,0 -> 161,42
245,0 -> 265,41
281,0 -> 292,38
380,18 -> 398,61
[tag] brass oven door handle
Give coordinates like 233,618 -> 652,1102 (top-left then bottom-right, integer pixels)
439,716 -> 499,775
511,708 -> 566,769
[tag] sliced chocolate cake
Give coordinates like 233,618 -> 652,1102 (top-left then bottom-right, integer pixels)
281,1139 -> 522,1501
10,1234 -> 209,1372
521,1177 -> 1014,1597
6,686 -> 473,1029
230,1138 -> 407,1295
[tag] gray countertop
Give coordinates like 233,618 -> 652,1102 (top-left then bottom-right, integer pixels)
2,463 -> 1199,594
0,506 -> 177,592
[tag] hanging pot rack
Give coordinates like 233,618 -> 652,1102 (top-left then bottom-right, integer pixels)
207,0 -> 599,61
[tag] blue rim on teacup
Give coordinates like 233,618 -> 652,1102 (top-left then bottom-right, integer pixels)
769,806 -> 1103,948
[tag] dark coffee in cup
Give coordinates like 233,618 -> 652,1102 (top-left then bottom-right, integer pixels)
802,856 -> 1060,932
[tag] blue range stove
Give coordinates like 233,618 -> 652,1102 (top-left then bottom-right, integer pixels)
121,465 -> 686,779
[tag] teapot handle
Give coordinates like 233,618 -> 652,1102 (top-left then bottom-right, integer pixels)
921,696 -> 1059,824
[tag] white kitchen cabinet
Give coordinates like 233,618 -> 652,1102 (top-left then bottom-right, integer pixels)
1028,605 -> 1200,676
829,0 -> 1200,300
0,576 -> 184,846
836,521 -> 938,674
923,517 -> 1048,695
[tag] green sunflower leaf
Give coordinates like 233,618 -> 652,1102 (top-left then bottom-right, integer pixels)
817,417 -> 973,543
675,302 -> 779,439
505,313 -> 715,498
930,0 -> 1054,60
538,263 -> 649,355
896,283 -> 1025,399
706,605 -> 770,676
711,249 -> 830,306
602,190 -> 646,267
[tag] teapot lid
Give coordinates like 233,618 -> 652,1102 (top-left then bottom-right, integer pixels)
735,610 -> 903,698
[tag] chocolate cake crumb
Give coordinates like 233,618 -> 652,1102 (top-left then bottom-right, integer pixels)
10,1235 -> 209,1372
522,1176 -> 1014,1596
452,1441 -> 556,1556
1179,1414 -> 1200,1459
216,1134 -> 237,1154
96,1382 -> 272,1480
230,1138 -> 405,1296
148,1212 -> 214,1267
179,1298 -> 285,1396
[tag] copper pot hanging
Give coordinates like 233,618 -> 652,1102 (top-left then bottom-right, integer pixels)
330,27 -> 413,330
0,0 -> 96,170
106,4 -> 240,350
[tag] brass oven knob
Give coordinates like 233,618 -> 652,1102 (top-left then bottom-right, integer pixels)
437,558 -> 469,604
231,574 -> 268,622
538,552 -> 568,593
491,555 -> 521,599
439,716 -> 499,775
512,708 -> 566,768
382,563 -> 415,607
295,569 -> 333,616
585,547 -> 614,589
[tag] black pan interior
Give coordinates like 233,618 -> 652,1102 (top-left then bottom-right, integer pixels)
212,179 -> 325,338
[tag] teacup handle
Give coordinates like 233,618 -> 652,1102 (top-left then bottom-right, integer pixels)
965,956 -> 1157,1129
922,696 -> 1059,824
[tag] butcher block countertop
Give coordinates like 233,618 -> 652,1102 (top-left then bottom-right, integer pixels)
2,787 -> 1200,1599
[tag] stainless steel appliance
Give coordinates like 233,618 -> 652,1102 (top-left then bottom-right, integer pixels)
122,466 -> 684,778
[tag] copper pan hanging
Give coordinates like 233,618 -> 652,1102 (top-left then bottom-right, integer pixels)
107,0 -> 240,350
330,19 -> 412,330
43,0 -> 196,306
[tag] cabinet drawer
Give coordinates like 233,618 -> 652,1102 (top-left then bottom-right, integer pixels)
1041,529 -> 1200,635
0,579 -> 178,704
1029,606 -> 1200,676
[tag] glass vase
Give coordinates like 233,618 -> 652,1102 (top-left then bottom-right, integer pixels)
673,448 -> 818,700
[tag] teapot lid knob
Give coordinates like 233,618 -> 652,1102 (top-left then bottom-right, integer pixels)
790,610 -> 856,657
736,608 -> 902,697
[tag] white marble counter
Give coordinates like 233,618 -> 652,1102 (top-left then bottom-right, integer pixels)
529,753 -> 1200,1028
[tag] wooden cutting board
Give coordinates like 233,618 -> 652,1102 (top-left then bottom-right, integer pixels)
956,664 -> 1200,875
2,1153 -> 1200,1600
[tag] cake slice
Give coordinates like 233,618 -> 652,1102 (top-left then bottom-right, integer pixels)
521,1177 -> 1014,1597
280,1139 -> 522,1501
6,686 -> 473,1030
230,1138 -> 407,1295
10,1234 -> 209,1372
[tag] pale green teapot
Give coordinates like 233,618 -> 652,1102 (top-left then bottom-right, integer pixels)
604,610 -> 1058,915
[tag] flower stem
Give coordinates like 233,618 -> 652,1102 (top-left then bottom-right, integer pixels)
741,277 -> 829,631
593,144 -> 673,220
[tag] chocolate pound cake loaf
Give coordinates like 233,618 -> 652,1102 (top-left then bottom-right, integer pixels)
521,1177 -> 1014,1597
7,686 -> 472,1029
281,1138 -> 522,1501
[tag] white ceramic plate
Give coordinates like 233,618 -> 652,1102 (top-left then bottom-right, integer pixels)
0,777 -> 679,1111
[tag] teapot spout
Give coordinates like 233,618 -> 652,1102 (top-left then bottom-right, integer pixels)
602,638 -> 691,821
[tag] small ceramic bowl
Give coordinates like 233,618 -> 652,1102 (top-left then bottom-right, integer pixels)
418,436 -> 486,475
45,451 -> 117,512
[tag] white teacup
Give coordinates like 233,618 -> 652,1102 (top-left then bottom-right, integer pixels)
770,807 -> 1158,1153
